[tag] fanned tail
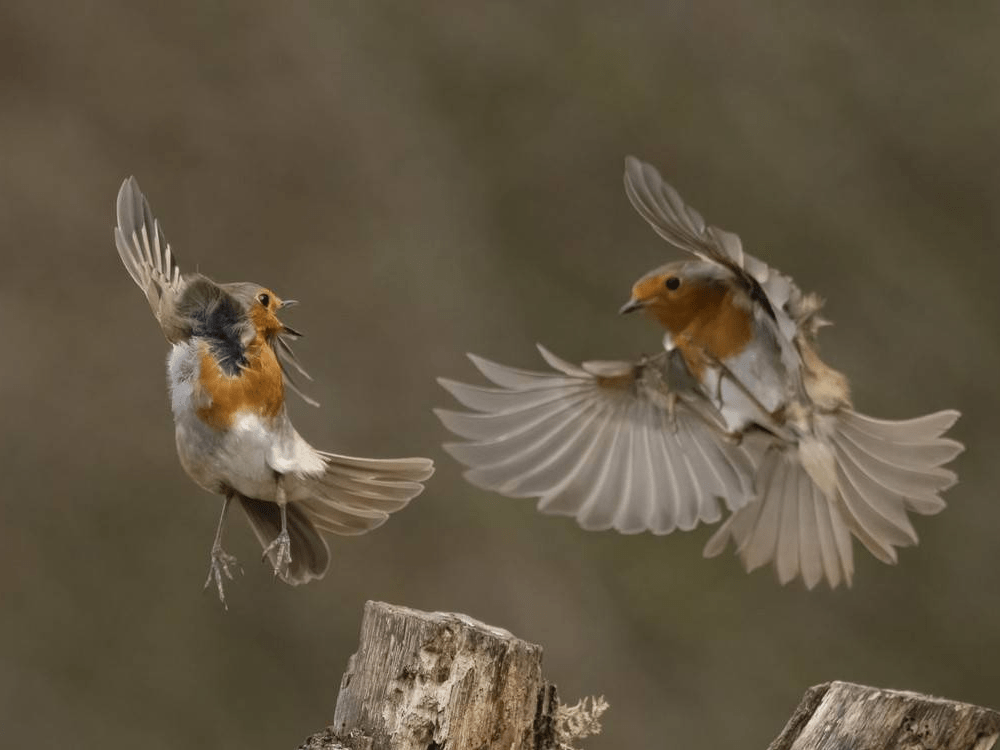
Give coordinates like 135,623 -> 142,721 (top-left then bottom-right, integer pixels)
238,495 -> 330,585
291,453 -> 433,538
705,409 -> 962,588
238,455 -> 432,586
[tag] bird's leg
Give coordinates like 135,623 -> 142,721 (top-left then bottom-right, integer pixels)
261,478 -> 292,579
665,391 -> 679,433
204,491 -> 242,608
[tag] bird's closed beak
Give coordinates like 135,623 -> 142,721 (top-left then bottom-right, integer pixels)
618,296 -> 645,315
280,299 -> 299,309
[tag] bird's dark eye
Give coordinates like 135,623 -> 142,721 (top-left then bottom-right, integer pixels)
665,276 -> 681,290
258,293 -> 270,307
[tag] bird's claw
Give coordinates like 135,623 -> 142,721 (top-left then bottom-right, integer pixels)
666,392 -> 679,433
261,529 -> 292,579
204,545 -> 242,609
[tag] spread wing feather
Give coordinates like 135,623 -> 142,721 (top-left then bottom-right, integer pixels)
436,345 -> 756,535
115,176 -> 188,342
624,157 -> 792,329
115,176 -> 320,405
624,156 -> 745,271
273,327 -> 320,407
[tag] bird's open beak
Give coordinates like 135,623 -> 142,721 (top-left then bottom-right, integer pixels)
618,296 -> 645,315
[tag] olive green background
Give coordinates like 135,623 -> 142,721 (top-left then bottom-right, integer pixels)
2,3 -> 998,748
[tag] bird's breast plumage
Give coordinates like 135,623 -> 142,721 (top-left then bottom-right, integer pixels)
167,337 -> 318,499
668,285 -> 754,378
195,337 -> 285,431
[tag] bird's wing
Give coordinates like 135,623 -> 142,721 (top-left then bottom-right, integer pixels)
624,157 -> 782,321
624,156 -> 746,269
436,345 -> 756,535
114,176 -> 189,342
272,326 -> 320,407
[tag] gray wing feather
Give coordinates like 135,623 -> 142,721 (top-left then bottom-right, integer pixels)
575,406 -> 631,531
437,347 -> 756,536
650,411 -> 682,533
273,333 -> 320,407
114,176 -> 187,342
612,403 -> 658,534
624,156 -> 744,268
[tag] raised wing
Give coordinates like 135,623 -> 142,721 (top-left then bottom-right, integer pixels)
624,157 -> 779,321
114,176 -> 188,342
436,345 -> 756,535
624,156 -> 745,269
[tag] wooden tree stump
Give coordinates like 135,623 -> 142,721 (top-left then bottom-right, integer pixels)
299,601 -> 575,750
769,681 -> 1000,750
297,603 -> 1000,750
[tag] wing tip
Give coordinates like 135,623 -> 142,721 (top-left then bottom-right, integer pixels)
437,377 -> 467,399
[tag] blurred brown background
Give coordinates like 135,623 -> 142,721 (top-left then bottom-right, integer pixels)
2,3 -> 998,748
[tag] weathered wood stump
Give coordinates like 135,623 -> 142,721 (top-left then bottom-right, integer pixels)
769,681 -> 1000,750
298,603 -> 998,750
299,601 -> 597,750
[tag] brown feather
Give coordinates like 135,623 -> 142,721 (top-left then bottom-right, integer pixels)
634,275 -> 753,376
196,334 -> 284,430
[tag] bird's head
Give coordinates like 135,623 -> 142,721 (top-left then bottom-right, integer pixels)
619,261 -> 730,334
228,283 -> 299,339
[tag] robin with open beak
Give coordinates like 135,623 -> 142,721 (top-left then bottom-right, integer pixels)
437,157 -> 962,589
114,177 -> 434,606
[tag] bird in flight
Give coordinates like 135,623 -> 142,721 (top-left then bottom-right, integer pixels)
115,177 -> 433,606
437,157 -> 962,588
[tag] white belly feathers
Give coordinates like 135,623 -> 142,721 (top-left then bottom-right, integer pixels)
167,341 -> 325,500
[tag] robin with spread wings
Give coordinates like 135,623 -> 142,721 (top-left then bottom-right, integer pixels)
437,157 -> 961,589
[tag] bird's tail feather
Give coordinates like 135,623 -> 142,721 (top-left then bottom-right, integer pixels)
239,455 -> 433,586
704,409 -> 962,588
238,495 -> 330,585
291,453 -> 434,536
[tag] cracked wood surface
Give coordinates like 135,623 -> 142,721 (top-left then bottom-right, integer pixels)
296,603 -> 999,750
300,601 -> 558,750
769,681 -> 1000,750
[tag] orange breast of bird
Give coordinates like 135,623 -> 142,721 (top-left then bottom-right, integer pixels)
647,284 -> 754,379
196,336 -> 285,431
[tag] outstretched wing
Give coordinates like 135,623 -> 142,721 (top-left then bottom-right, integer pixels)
114,176 -> 189,342
436,345 -> 755,535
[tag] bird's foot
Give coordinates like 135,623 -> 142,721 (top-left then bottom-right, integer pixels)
261,529 -> 292,579
666,392 -> 680,433
204,545 -> 242,609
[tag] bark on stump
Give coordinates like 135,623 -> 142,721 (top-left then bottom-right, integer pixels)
300,601 -> 561,750
769,681 -> 1000,750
